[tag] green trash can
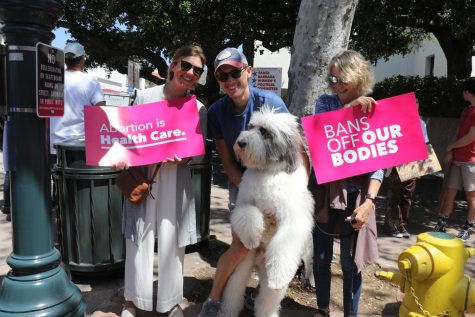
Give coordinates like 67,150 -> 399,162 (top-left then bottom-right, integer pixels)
54,139 -> 125,274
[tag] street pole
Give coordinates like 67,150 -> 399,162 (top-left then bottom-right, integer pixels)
0,1 -> 86,316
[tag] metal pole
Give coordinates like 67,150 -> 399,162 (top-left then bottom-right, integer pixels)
0,1 -> 86,315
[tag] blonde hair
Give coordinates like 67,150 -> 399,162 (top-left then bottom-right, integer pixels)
328,50 -> 374,96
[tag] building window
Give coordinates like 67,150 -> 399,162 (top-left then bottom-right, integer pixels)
425,55 -> 435,77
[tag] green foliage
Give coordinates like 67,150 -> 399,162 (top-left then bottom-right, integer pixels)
58,0 -> 299,102
372,76 -> 467,118
58,0 -> 474,104
351,0 -> 475,79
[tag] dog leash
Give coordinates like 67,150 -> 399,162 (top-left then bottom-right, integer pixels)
314,221 -> 354,238
349,229 -> 359,316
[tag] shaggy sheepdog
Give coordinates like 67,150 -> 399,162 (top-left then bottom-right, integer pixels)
219,107 -> 315,317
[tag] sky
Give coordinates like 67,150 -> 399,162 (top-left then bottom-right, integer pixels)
51,27 -> 130,91
52,27 -> 71,49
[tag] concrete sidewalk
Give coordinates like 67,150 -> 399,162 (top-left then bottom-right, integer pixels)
0,183 -> 320,317
1,173 -> 475,316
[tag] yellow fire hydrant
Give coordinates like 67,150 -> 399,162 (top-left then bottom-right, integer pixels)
376,232 -> 475,317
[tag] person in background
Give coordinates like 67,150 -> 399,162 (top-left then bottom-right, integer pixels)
116,45 -> 207,317
383,101 -> 429,238
309,50 -> 383,317
49,42 -> 105,164
198,47 -> 294,317
49,41 -> 105,221
433,77 -> 475,242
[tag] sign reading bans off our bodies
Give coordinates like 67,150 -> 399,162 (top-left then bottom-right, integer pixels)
84,96 -> 205,166
302,92 -> 427,184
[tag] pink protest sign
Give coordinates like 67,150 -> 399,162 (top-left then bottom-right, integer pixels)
84,96 -> 205,166
302,92 -> 427,184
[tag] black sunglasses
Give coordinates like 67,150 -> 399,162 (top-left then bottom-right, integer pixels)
327,75 -> 349,85
180,60 -> 204,77
215,66 -> 248,82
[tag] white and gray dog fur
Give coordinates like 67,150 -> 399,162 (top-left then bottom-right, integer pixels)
218,106 -> 315,317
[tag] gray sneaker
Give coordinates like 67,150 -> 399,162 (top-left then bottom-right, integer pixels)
198,299 -> 220,317
457,229 -> 471,242
391,230 -> 403,238
399,226 -> 410,238
168,305 -> 184,317
433,222 -> 446,233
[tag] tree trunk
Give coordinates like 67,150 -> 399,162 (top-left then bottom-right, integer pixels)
287,0 -> 359,117
433,28 -> 473,81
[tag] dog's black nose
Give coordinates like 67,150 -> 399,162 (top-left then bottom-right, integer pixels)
237,140 -> 247,148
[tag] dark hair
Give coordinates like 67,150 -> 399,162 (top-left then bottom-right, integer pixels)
168,44 -> 206,80
462,77 -> 475,95
65,55 -> 83,68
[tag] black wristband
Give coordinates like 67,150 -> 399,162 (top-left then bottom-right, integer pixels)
365,193 -> 376,201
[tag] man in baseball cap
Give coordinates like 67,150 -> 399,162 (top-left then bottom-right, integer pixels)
64,42 -> 86,59
50,41 -> 104,158
198,47 -> 290,317
214,47 -> 248,70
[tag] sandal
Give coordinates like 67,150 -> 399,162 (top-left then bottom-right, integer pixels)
313,308 -> 330,317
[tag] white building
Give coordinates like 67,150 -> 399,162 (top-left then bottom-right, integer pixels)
252,36 -> 475,89
373,35 -> 475,81
81,35 -> 475,105
87,67 -> 147,106
253,40 -> 291,90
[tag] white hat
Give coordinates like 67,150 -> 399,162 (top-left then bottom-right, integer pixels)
64,42 -> 85,58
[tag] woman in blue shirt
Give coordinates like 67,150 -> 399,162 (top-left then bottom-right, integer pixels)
311,50 -> 383,317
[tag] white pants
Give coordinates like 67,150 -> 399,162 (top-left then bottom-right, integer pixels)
123,165 -> 185,313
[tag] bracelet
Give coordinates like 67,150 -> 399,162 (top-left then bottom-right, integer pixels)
365,193 -> 376,201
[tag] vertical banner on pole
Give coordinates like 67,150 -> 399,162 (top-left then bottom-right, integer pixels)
127,60 -> 140,92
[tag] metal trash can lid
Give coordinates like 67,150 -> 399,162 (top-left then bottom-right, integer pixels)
54,137 -> 116,173
54,137 -> 87,151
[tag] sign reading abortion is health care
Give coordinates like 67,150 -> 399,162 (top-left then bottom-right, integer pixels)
302,92 -> 427,184
84,96 -> 205,166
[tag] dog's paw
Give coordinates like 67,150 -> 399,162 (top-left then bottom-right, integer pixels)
230,204 -> 264,249
241,233 -> 261,250
238,223 -> 262,249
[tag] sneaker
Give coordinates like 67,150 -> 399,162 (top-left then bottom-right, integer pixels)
391,230 -> 403,238
384,219 -> 399,236
6,214 -> 11,222
244,289 -> 255,311
433,222 -> 446,233
198,299 -> 220,317
399,226 -> 410,238
433,216 -> 448,232
121,306 -> 136,317
457,229 -> 471,242
168,304 -> 184,317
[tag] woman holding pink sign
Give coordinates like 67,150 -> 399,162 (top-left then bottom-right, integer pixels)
309,50 -> 384,317
117,45 -> 207,317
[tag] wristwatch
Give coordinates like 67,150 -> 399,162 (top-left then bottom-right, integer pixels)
365,193 -> 376,201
